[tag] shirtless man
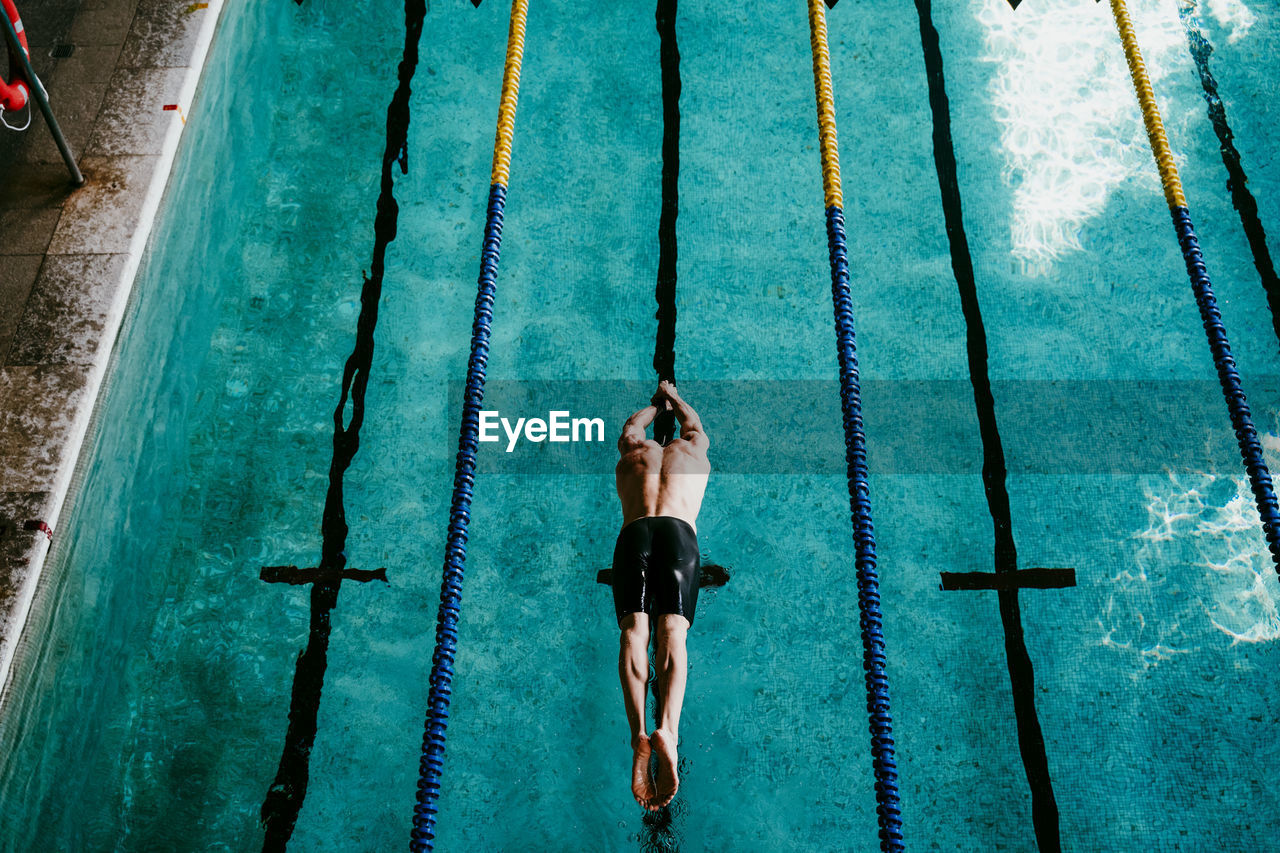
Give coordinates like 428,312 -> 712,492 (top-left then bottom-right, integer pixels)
612,380 -> 710,811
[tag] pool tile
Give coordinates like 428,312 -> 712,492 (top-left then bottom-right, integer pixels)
0,256 -> 44,362
0,492 -> 54,535
0,491 -> 51,651
47,44 -> 126,85
120,0 -> 208,69
0,163 -> 79,211
67,8 -> 133,47
45,155 -> 158,255
87,66 -> 186,156
0,527 -> 38,623
8,253 -> 127,366
79,0 -> 142,18
13,1 -> 81,58
16,79 -> 112,166
0,209 -> 62,255
0,365 -> 91,491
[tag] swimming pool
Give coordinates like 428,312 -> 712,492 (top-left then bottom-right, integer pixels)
1,0 -> 1279,848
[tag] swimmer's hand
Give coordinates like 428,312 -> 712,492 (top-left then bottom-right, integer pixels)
651,383 -> 674,412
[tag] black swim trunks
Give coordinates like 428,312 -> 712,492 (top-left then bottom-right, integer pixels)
611,516 -> 700,626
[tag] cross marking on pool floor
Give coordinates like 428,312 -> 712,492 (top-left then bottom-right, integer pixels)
913,0 -> 1077,846
258,553 -> 389,853
260,563 -> 387,586
940,567 -> 1076,592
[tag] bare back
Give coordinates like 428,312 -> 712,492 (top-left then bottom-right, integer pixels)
616,438 -> 710,532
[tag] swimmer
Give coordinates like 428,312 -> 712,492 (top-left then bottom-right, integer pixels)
612,380 -> 710,812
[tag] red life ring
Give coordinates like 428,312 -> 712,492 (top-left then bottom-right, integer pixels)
0,0 -> 30,112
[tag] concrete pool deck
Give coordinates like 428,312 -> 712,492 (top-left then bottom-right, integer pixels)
0,0 -> 223,698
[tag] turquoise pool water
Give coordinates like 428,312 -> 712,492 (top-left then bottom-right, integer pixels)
2,0 -> 1280,849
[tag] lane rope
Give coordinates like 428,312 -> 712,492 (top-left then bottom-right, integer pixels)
805,2 -> 904,850
1109,0 -> 1280,574
409,1 -> 529,849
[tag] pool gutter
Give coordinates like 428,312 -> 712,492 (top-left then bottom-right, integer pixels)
0,0 -> 226,707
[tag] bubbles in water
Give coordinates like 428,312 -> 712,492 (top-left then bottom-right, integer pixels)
638,794 -> 685,853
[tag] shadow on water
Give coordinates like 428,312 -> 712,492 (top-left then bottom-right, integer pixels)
697,563 -> 730,589
596,562 -> 730,590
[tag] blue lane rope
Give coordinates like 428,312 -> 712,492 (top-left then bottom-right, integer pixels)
1109,0 -> 1280,573
410,3 -> 528,848
410,182 -> 506,852
1172,206 -> 1280,564
807,1 -> 903,848
827,205 -> 905,851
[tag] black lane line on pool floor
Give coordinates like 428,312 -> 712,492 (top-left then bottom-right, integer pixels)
651,0 -> 681,449
639,2 -> 685,850
257,0 -> 426,848
1179,6 -> 1280,355
914,2 -> 1065,851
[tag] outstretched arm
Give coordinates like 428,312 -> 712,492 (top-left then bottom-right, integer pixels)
657,382 -> 709,449
619,405 -> 659,452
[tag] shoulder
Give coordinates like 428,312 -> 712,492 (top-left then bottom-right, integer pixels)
618,435 -> 661,456
667,434 -> 710,457
680,427 -> 710,451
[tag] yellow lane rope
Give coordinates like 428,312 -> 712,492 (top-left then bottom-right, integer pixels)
489,0 -> 529,187
1106,0 -> 1280,579
1108,0 -> 1187,210
807,0 -> 843,210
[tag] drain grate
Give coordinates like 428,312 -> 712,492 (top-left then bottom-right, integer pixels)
50,44 -> 75,58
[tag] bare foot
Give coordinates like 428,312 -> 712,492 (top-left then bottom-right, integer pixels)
631,734 -> 655,809
649,728 -> 679,810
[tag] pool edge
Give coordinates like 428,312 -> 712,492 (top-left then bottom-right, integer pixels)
0,0 -> 228,713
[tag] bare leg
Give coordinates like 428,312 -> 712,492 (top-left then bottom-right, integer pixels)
618,613 -> 654,808
650,613 -> 688,809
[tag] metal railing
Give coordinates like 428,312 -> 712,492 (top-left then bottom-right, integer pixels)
1,7 -> 84,186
